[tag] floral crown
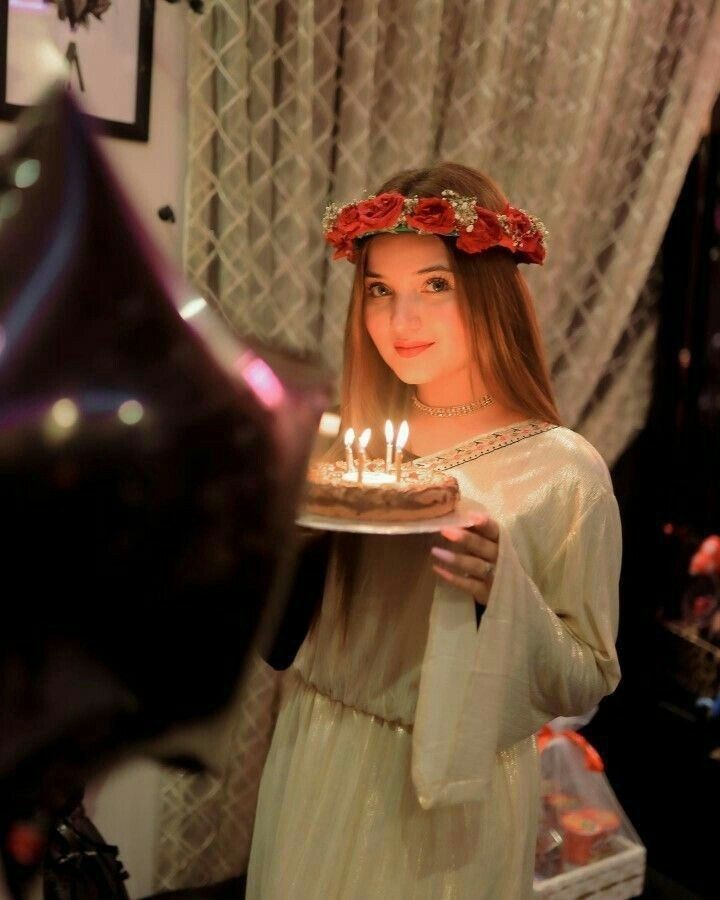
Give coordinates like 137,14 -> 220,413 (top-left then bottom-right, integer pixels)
322,189 -> 548,265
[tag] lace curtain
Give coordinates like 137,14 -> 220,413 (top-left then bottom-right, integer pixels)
155,0 -> 720,889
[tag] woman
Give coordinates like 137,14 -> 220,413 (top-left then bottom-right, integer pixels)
246,162 -> 622,898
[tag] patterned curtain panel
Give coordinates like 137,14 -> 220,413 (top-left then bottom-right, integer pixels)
156,656 -> 277,890
183,0 -> 720,466
157,1 -> 720,890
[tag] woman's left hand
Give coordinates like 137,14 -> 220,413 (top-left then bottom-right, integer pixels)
430,512 -> 500,606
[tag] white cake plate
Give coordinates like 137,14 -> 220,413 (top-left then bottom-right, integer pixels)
295,497 -> 488,535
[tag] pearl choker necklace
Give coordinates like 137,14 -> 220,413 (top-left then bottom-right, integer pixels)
411,394 -> 495,418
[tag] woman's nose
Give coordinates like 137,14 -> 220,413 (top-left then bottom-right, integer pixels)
391,293 -> 422,330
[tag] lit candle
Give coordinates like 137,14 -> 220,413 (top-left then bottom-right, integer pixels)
394,419 -> 409,481
385,419 -> 394,472
358,428 -> 371,483
344,427 -> 355,473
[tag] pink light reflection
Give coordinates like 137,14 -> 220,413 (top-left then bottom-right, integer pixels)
10,1 -> 47,11
236,351 -> 285,410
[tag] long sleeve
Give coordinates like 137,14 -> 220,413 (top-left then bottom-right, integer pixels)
412,488 -> 621,809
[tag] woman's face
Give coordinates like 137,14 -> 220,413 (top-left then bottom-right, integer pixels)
363,233 -> 472,386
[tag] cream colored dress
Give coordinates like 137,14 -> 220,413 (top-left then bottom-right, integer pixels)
246,419 -> 622,899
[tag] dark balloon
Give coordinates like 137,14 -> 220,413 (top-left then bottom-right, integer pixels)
0,87 -> 329,890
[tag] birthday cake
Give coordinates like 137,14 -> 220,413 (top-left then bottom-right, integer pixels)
303,459 -> 459,522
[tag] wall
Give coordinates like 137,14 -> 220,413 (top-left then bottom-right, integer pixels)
0,0 -> 188,263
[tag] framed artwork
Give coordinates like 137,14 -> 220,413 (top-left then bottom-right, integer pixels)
0,0 -> 155,141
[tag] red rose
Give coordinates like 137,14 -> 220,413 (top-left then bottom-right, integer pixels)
324,226 -> 356,261
325,203 -> 364,260
700,535 -> 720,565
357,192 -> 405,231
503,204 -> 533,236
324,227 -> 348,252
690,550 -> 718,576
331,240 -> 356,262
332,203 -> 364,239
405,197 -> 456,234
517,232 -> 546,264
496,203 -> 547,263
455,207 -> 503,253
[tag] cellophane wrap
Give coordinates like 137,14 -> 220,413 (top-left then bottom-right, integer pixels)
535,725 -> 643,881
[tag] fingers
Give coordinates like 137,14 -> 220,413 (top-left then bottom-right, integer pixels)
439,525 -> 498,564
467,511 -> 500,543
432,513 -> 500,605
432,563 -> 490,606
430,546 -> 495,583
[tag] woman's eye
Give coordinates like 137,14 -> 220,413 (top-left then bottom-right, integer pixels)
366,282 -> 391,298
426,277 -> 452,292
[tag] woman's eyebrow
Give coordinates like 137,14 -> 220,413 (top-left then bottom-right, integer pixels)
416,264 -> 452,274
365,264 -> 452,278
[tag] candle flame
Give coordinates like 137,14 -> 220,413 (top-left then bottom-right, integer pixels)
344,427 -> 355,448
385,419 -> 394,443
396,420 -> 409,451
359,427 -> 372,450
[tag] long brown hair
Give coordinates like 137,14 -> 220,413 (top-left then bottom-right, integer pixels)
336,161 -> 561,458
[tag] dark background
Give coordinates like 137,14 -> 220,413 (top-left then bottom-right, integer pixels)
584,94 -> 720,900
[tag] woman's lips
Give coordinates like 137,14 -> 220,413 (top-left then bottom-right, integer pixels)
394,342 -> 435,358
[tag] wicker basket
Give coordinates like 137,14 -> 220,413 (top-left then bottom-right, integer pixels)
533,837 -> 646,899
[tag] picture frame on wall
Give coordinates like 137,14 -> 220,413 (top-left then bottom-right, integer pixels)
0,0 -> 155,141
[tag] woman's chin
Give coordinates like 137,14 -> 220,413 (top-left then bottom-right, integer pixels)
391,370 -> 423,385
384,361 -> 437,385
390,371 -> 415,385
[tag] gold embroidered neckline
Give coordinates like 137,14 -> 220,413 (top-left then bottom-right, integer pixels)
412,418 -> 558,471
